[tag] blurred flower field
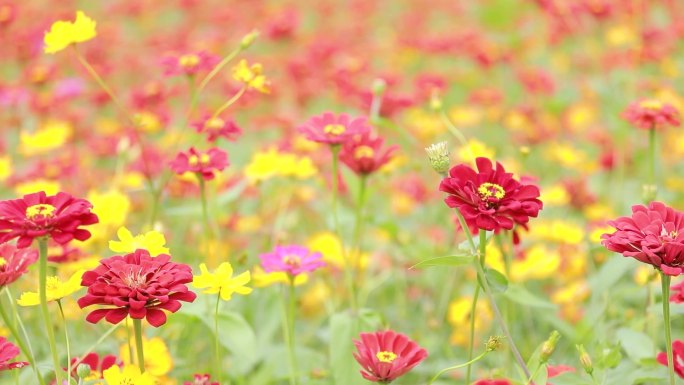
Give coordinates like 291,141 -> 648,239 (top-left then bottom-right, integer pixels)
2,0 -> 684,384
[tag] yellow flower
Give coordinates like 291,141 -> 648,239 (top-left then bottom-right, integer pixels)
192,262 -> 253,301
447,296 -> 491,346
0,156 -> 11,182
119,337 -> 172,377
306,232 -> 368,270
17,270 -> 85,306
448,105 -> 483,127
89,190 -> 131,230
133,111 -> 162,133
103,364 -> 156,385
20,120 -> 72,156
109,226 -> 169,256
457,138 -> 495,165
44,11 -> 97,54
244,148 -> 317,183
539,184 -> 570,207
528,220 -> 585,245
232,59 -> 270,93
252,266 -> 308,288
15,179 -> 61,196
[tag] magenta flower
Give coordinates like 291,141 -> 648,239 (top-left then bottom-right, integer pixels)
623,99 -> 680,130
191,115 -> 242,143
259,245 -> 325,277
0,337 -> 28,371
0,243 -> 38,288
169,147 -> 229,180
352,330 -> 427,383
298,112 -> 370,146
161,51 -> 220,77
339,131 -> 398,176
602,202 -> 684,276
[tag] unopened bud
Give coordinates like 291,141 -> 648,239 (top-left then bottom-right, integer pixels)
642,184 -> 657,202
519,146 -> 530,156
576,344 -> 593,375
76,363 -> 91,379
430,91 -> 443,111
425,141 -> 450,176
372,78 -> 387,96
540,330 -> 561,363
486,335 -> 504,352
240,29 -> 259,49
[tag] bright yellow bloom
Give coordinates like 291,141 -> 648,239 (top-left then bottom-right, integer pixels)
458,138 -> 495,165
109,226 -> 169,256
119,337 -> 172,377
15,179 -> 61,196
192,262 -> 253,301
20,120 -> 72,156
306,232 -> 368,270
244,148 -> 317,183
448,105 -> 483,127
252,266 -> 308,288
232,59 -> 270,93
89,190 -> 131,230
539,184 -> 570,207
447,296 -> 491,346
17,270 -> 85,306
133,111 -> 162,133
0,156 -> 11,182
528,220 -> 585,245
44,11 -> 97,54
103,364 -> 156,385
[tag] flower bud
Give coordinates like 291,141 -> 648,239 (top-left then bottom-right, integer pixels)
642,183 -> 657,202
576,344 -> 593,375
540,330 -> 561,363
430,91 -> 443,111
76,363 -> 91,379
485,335 -> 504,352
372,78 -> 387,97
240,29 -> 259,49
425,141 -> 450,176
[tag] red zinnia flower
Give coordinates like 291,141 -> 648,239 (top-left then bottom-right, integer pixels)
68,352 -> 120,379
339,131 -> 398,176
0,337 -> 28,371
623,99 -> 680,130
657,340 -> 684,378
298,112 -> 370,146
161,51 -> 220,77
474,380 -> 512,385
352,330 -> 427,383
0,191 -> 99,248
439,158 -> 543,232
602,202 -> 684,276
0,243 -> 38,287
184,374 -> 219,385
169,147 -> 229,180
78,249 -> 197,327
191,115 -> 242,143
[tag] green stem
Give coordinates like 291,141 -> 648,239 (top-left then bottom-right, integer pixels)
281,282 -> 298,385
133,319 -> 145,373
288,281 -> 299,385
0,288 -> 44,385
661,273 -> 675,385
126,317 -> 134,369
211,87 -> 247,120
465,285 -> 481,385
38,238 -> 63,384
215,294 -> 223,385
350,175 -> 368,306
198,174 -> 215,239
525,364 -> 544,385
198,47 -> 243,93
57,300 -> 74,385
438,108 -> 473,162
67,323 -> 120,375
427,350 -> 489,385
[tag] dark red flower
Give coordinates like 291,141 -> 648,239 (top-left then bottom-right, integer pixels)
298,112 -> 370,146
78,249 -> 197,327
0,191 -> 99,248
602,202 -> 684,276
191,115 -> 242,143
184,374 -> 219,385
439,158 -> 543,232
0,243 -> 38,287
68,352 -> 120,379
169,147 -> 229,180
623,100 -> 680,130
352,330 -> 427,383
339,132 -> 398,176
0,337 -> 28,371
657,340 -> 684,378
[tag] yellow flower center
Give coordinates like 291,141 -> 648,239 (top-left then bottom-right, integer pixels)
26,204 -> 56,220
354,146 -> 375,159
178,54 -> 200,68
189,154 -> 211,166
205,117 -> 225,130
0,257 -> 6,267
284,254 -> 301,267
323,124 -> 346,135
639,100 -> 663,110
46,276 -> 61,291
376,351 -> 397,363
478,182 -> 505,200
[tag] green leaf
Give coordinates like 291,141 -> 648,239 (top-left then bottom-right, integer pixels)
202,312 -> 259,375
503,284 -> 557,309
410,255 -> 474,269
329,312 -> 366,385
616,328 -> 655,363
589,256 -> 633,295
482,267 -> 508,293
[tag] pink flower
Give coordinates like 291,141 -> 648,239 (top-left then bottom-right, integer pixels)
352,330 -> 427,383
68,352 -> 120,380
0,243 -> 38,287
474,380 -> 512,385
169,147 -> 229,180
191,115 -> 242,143
298,112 -> 370,146
259,245 -> 325,277
339,131 -> 398,176
602,202 -> 684,276
657,340 -> 684,378
623,100 -> 680,130
439,158 -> 543,233
184,374 -> 219,385
161,51 -> 219,77
78,249 -> 197,327
0,337 -> 28,371
0,191 -> 99,248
